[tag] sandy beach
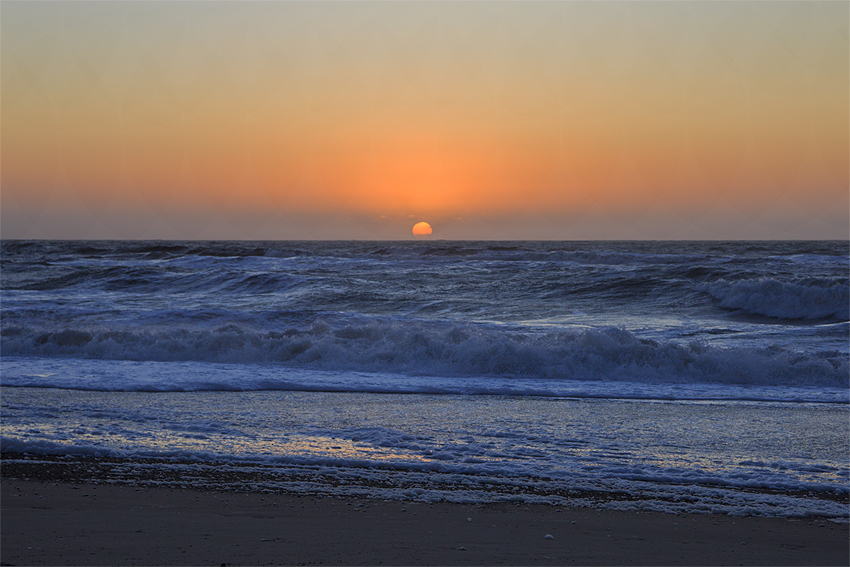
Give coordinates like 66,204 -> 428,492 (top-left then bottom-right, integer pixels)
2,474 -> 847,566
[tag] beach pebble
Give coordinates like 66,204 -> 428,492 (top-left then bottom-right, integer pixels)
545,534 -> 554,539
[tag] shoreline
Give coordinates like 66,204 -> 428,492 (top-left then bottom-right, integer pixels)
2,455 -> 849,566
3,452 -> 847,512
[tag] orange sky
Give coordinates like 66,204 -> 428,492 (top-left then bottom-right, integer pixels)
2,1 -> 847,239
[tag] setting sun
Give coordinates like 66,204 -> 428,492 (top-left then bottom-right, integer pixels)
412,222 -> 432,238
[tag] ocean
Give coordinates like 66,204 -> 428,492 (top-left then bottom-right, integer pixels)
1,240 -> 848,518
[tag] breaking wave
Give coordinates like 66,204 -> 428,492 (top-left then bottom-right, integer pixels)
2,321 -> 846,388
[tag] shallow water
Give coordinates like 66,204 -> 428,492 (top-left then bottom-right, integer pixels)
2,387 -> 847,517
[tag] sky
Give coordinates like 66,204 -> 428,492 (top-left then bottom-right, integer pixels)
2,1 -> 848,240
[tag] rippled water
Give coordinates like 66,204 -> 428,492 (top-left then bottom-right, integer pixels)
2,240 -> 848,516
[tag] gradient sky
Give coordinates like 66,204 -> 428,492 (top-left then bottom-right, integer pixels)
2,1 -> 847,240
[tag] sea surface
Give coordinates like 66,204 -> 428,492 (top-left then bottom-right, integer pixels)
1,240 -> 848,517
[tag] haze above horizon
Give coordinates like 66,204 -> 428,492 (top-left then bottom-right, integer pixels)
2,1 -> 847,240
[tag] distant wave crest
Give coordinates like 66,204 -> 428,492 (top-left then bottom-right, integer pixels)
703,278 -> 849,320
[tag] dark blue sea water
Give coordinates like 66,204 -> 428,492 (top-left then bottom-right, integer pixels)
2,240 -> 848,516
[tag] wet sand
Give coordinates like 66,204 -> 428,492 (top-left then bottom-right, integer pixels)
2,478 -> 847,566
